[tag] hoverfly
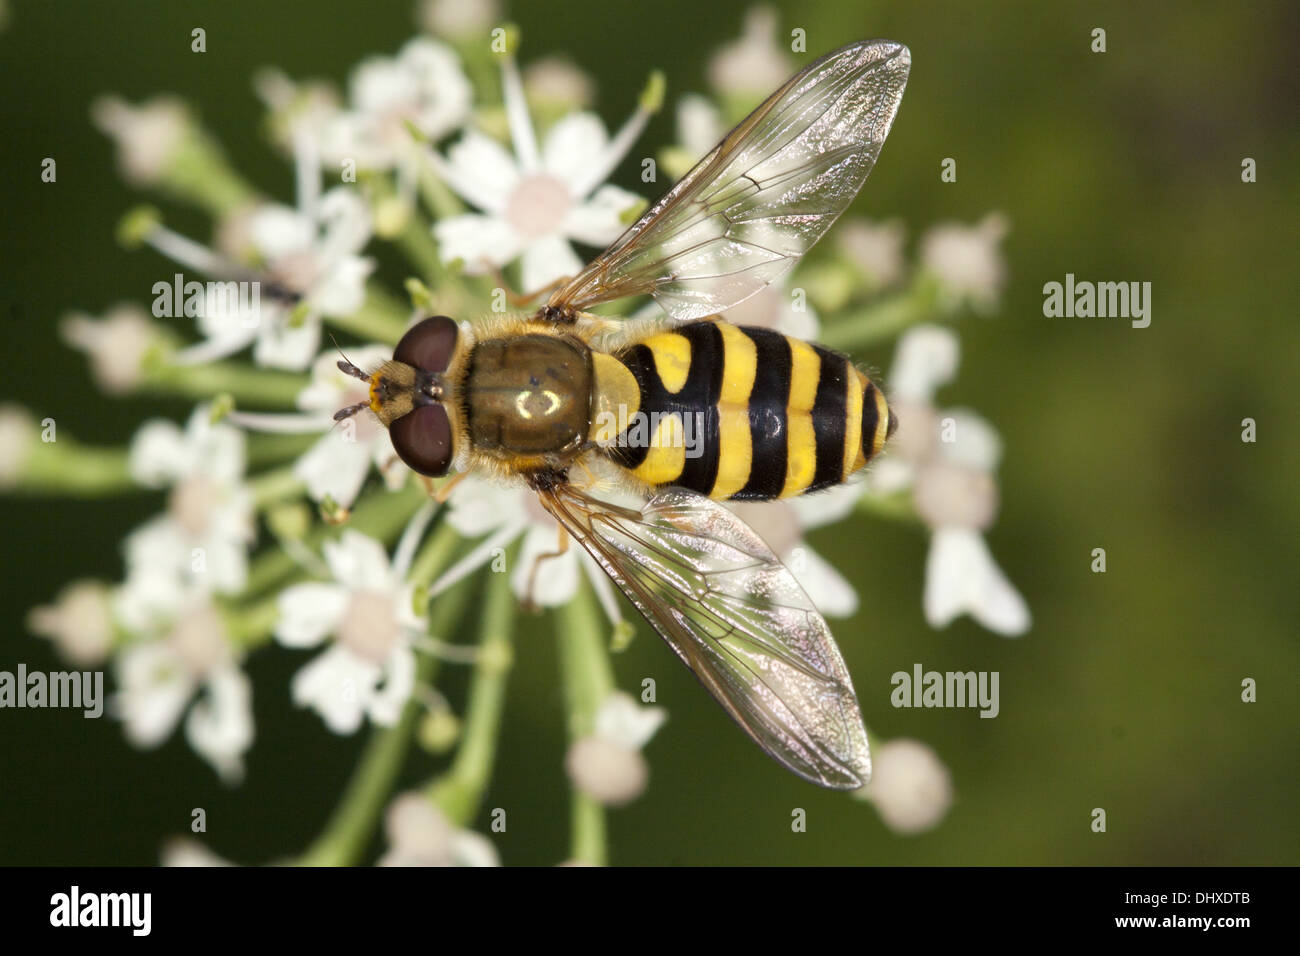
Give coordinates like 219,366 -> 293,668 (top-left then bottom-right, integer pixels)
337,40 -> 910,789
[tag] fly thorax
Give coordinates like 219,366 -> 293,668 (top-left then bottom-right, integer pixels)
465,335 -> 592,456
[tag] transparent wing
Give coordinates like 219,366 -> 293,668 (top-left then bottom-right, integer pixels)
538,482 -> 871,789
549,40 -> 910,321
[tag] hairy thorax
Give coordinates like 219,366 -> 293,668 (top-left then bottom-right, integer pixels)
464,334 -> 593,461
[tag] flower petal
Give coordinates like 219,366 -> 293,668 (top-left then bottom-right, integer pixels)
291,645 -> 380,734
562,184 -> 642,247
248,203 -> 314,258
594,691 -> 666,750
520,235 -> 583,294
322,529 -> 394,590
440,130 -> 520,213
365,645 -> 416,726
444,476 -> 529,537
310,255 -> 374,317
115,643 -> 194,748
293,431 -> 373,507
540,112 -> 609,192
276,582 -> 350,648
129,419 -> 189,487
923,527 -> 1029,636
253,313 -> 322,371
510,522 -> 578,607
890,325 -> 960,404
793,546 -> 859,619
184,667 -> 254,784
433,213 -> 523,274
449,830 -> 501,867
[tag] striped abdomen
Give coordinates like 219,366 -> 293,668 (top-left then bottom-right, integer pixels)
603,319 -> 894,501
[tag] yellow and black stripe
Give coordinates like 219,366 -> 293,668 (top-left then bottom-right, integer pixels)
609,319 -> 894,501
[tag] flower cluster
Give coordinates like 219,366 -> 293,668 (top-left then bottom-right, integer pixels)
7,1 -> 1026,862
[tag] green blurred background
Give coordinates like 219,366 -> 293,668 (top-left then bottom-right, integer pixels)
2,0 -> 1297,865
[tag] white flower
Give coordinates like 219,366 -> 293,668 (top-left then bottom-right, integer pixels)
113,581 -> 254,783
378,791 -> 499,866
91,95 -> 189,186
727,484 -> 862,618
418,0 -> 500,40
674,93 -> 724,158
917,410 -> 1028,637
429,476 -> 628,624
866,327 -> 1029,635
135,127 -> 374,372
706,6 -> 792,100
276,530 -> 424,734
126,406 -> 254,596
523,57 -> 595,112
145,180 -> 374,371
565,692 -> 666,806
161,837 -> 234,867
919,213 -> 1009,313
889,324 -> 960,405
856,738 -> 953,834
321,38 -> 472,172
0,404 -> 37,488
60,304 -> 160,395
27,580 -> 115,667
290,346 -> 408,506
431,52 -> 649,292
838,219 -> 907,291
252,69 -> 342,163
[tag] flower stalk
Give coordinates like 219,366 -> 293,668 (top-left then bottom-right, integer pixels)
426,555 -> 518,825
298,575 -> 474,866
555,580 -> 616,865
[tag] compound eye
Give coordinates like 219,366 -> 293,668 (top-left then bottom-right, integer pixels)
390,405 -> 453,476
394,316 -> 459,372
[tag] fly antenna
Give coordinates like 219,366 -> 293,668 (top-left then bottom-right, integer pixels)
331,334 -> 370,382
333,402 -> 369,422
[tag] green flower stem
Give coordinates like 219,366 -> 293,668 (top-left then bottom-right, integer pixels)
407,517 -> 466,615
818,277 -> 942,353
426,558 -> 518,825
396,212 -> 447,285
555,580 -> 616,865
244,483 -> 426,597
417,163 -> 465,222
165,126 -> 260,217
246,431 -> 319,468
250,466 -> 305,509
141,358 -> 307,408
222,595 -> 280,651
856,491 -> 922,524
325,292 -> 408,346
9,439 -> 136,496
230,498 -> 460,657
298,577 -> 475,866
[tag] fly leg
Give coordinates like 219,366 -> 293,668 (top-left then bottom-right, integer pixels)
521,525 -> 571,613
418,471 -> 466,503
